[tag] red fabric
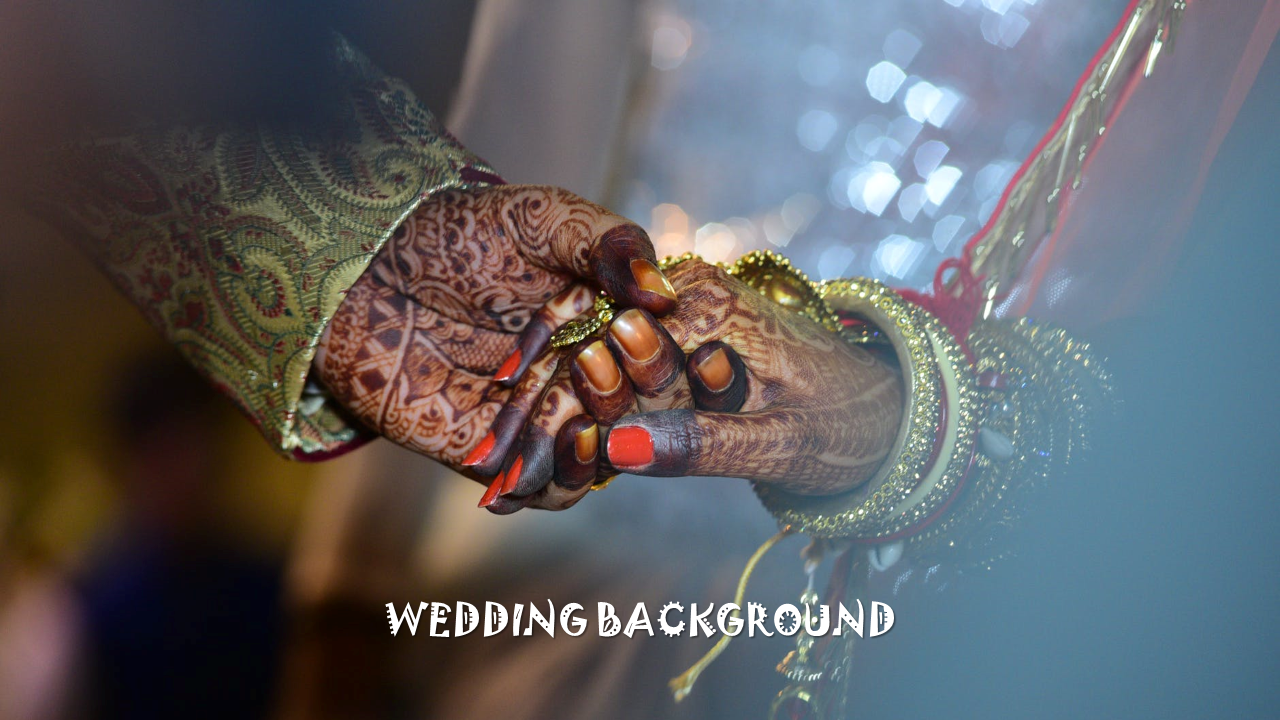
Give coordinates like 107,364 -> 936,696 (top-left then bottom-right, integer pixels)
902,0 -> 1279,337
1005,0 -> 1280,327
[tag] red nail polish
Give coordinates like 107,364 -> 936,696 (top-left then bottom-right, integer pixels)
607,426 -> 654,467
478,475 -> 505,508
494,349 -> 523,383
500,455 -> 524,495
462,432 -> 496,467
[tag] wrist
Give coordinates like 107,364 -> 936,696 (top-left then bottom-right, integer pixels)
725,252 -> 1110,564
753,278 -> 980,538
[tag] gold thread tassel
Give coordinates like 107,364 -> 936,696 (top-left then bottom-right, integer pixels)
668,527 -> 793,702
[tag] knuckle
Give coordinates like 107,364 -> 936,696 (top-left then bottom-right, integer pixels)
669,259 -> 725,286
679,417 -> 702,467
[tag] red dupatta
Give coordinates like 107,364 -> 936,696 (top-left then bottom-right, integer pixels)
902,0 -> 1280,340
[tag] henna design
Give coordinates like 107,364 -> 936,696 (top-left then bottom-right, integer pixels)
502,367 -> 583,499
498,284 -> 595,386
636,260 -> 904,495
314,184 -> 659,470
314,278 -> 502,465
387,188 -> 571,333
474,352 -> 562,478
502,259 -> 904,503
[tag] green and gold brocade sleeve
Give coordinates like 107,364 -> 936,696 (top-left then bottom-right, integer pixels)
27,37 -> 499,459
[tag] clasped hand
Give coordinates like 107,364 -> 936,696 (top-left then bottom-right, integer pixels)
314,186 -> 903,513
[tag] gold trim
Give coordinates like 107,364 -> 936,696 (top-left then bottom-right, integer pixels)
964,0 -> 1186,308
589,473 -> 618,492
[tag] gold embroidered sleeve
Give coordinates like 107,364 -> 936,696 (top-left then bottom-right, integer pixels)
28,37 -> 499,458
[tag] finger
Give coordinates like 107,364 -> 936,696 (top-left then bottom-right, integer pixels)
494,284 -> 594,387
482,413 -> 601,514
502,185 -> 678,316
482,491 -> 530,516
604,408 -> 823,483
482,443 -> 539,514
687,341 -> 748,413
569,339 -> 637,425
604,308 -> 690,412
517,414 -> 600,512
476,474 -> 508,509
461,350 -> 560,477
552,414 -> 600,492
497,367 -> 587,499
587,226 -> 678,316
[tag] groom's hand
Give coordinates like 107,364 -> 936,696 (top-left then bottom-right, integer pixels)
312,184 -> 676,468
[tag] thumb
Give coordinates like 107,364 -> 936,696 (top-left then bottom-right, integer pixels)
497,184 -> 678,316
606,408 -> 894,495
603,408 -> 815,483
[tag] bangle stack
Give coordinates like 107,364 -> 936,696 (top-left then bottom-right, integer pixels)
645,250 -> 1112,717
719,251 -> 1111,720
656,249 -> 1111,559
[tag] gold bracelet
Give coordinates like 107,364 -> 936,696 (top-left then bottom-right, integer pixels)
654,252 -> 1111,709
904,317 -> 1112,567
549,294 -> 617,349
701,251 -> 1107,553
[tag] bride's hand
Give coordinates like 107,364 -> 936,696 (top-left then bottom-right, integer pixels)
470,258 -> 904,513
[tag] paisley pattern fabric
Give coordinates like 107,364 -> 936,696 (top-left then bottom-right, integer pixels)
29,37 -> 498,458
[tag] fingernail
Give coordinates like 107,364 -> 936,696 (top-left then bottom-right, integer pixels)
494,349 -> 522,383
607,426 -> 653,467
609,309 -> 661,362
575,341 -> 622,393
694,348 -> 734,392
478,474 -> 505,508
575,424 -> 599,463
630,259 -> 676,301
462,431 -> 496,467
499,454 -> 524,495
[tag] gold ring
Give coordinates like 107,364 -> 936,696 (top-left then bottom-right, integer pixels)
550,295 -> 617,349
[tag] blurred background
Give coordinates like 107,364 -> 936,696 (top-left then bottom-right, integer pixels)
0,1 -> 1276,718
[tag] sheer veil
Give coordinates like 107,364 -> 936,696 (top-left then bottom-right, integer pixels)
973,0 -> 1280,329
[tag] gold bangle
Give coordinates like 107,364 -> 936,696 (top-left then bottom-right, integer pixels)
662,251 -> 973,540
904,317 -> 1112,567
